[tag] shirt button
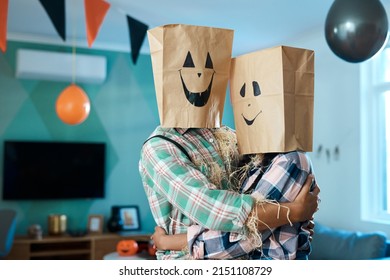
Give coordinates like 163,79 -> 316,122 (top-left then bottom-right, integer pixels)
209,138 -> 214,143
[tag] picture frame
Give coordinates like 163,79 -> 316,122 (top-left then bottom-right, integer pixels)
87,215 -> 104,234
117,205 -> 141,231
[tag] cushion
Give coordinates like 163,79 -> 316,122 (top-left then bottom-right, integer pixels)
309,222 -> 387,260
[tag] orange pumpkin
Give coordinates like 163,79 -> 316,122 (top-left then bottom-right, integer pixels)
116,239 -> 139,256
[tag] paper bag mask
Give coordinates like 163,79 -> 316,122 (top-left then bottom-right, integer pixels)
230,45 -> 314,154
147,24 -> 234,128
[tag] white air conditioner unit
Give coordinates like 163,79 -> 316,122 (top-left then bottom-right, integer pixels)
15,49 -> 107,84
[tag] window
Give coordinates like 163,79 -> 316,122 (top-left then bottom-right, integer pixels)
361,47 -> 390,223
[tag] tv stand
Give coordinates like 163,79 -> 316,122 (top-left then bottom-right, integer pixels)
6,233 -> 151,260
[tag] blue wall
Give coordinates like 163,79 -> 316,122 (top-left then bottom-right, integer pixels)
3,35 -> 390,239
0,41 -> 234,235
285,28 -> 390,237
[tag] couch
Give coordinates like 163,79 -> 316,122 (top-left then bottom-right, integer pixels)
0,209 -> 17,259
309,222 -> 390,260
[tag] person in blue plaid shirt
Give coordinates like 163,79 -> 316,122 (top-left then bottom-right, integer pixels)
192,151 -> 317,260
151,151 -> 317,260
149,45 -> 319,260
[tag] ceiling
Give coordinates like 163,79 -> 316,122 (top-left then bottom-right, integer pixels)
6,0 -> 390,56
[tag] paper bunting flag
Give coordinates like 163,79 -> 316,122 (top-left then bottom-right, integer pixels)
0,0 -> 9,52
84,0 -> 110,47
39,0 -> 66,41
127,15 -> 148,64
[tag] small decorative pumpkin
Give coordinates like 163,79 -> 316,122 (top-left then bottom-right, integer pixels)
116,239 -> 139,256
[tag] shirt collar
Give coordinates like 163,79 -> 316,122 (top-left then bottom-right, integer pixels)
175,126 -> 226,135
175,128 -> 190,135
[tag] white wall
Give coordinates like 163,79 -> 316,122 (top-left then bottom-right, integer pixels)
286,27 -> 390,237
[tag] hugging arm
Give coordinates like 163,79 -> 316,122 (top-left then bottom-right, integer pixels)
186,172 -> 320,260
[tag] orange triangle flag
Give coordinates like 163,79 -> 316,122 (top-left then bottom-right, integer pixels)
0,0 -> 9,52
84,0 -> 110,47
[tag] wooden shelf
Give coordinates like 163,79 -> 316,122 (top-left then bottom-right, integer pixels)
6,233 -> 152,260
30,249 -> 91,257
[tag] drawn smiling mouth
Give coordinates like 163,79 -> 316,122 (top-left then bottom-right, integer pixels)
242,110 -> 262,125
179,71 -> 215,107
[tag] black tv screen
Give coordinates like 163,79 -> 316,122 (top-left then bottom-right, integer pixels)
2,141 -> 106,200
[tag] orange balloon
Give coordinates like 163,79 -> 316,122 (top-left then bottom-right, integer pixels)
116,240 -> 139,256
56,84 -> 90,125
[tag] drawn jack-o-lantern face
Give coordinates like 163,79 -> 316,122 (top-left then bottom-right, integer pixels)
116,239 -> 138,256
179,51 -> 215,107
147,24 -> 233,128
238,81 -> 263,126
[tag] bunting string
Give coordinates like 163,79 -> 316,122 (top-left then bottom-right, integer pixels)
5,0 -> 149,65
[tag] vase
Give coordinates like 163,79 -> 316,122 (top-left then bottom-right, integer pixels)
107,206 -> 123,232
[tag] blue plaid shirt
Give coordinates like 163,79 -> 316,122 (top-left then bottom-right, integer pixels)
187,151 -> 315,260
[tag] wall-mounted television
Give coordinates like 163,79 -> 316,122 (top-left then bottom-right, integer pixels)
2,140 -> 106,200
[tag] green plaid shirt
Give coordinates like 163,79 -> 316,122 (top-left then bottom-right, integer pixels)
139,126 -> 254,259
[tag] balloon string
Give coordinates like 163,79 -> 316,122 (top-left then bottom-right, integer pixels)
71,0 -> 76,84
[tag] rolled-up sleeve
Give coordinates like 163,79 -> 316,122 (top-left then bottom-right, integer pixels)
187,225 -> 259,259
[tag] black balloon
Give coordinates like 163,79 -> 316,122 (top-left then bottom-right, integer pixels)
325,0 -> 389,63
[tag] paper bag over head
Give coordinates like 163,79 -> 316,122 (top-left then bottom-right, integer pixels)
147,24 -> 234,128
230,45 -> 315,155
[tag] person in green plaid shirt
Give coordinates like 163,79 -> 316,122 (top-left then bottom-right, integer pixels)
139,24 -> 320,259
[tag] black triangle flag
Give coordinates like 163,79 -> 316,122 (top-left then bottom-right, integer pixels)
126,15 -> 148,64
39,0 -> 66,41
